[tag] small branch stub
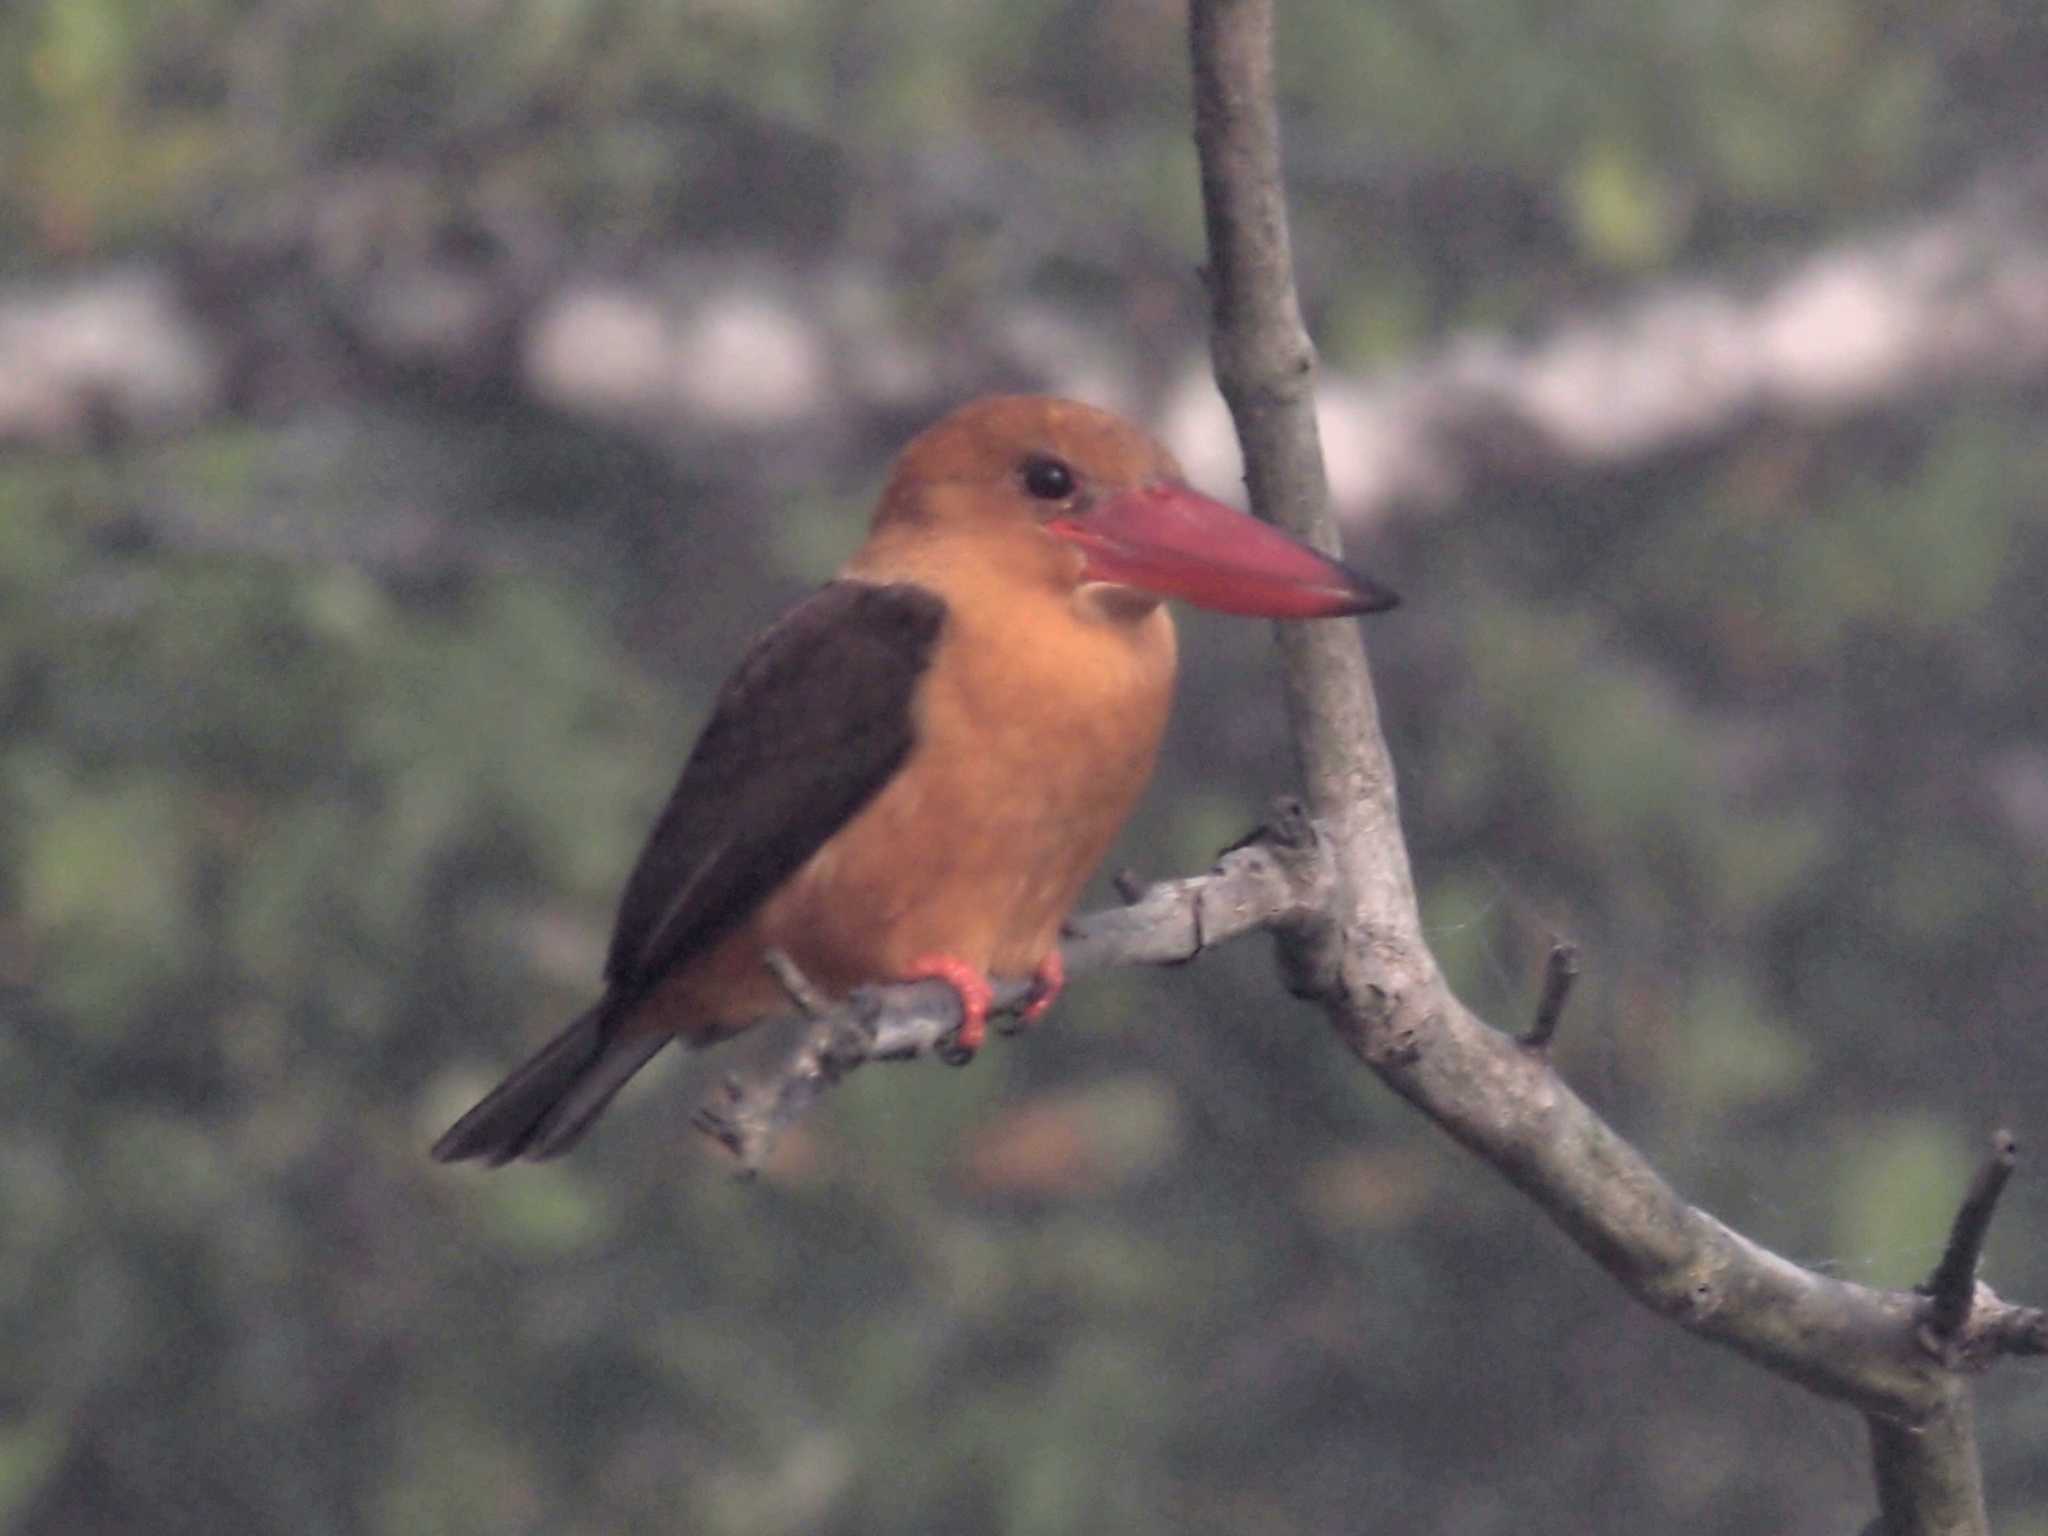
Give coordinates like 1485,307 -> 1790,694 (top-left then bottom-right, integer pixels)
1522,941 -> 1581,1050
1920,1130 -> 2020,1352
762,947 -> 830,1018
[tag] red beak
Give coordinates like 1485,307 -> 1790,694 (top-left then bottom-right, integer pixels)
1047,482 -> 1399,619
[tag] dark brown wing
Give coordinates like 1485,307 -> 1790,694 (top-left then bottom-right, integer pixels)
431,579 -> 944,1167
604,578 -> 946,995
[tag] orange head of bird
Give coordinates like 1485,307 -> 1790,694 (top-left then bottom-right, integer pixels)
864,395 -> 1398,619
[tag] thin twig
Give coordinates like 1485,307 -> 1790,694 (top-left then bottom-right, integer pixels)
1522,941 -> 1580,1050
1922,1130 -> 2021,1346
761,947 -> 830,1017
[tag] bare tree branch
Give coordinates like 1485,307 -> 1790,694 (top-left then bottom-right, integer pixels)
1184,2 -> 2040,1533
1851,1134 -> 2026,1536
1188,0 -> 1418,956
694,806 -> 1331,1169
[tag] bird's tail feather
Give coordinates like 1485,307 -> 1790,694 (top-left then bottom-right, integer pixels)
431,1001 -> 672,1166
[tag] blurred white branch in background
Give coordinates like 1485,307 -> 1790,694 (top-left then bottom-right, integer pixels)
9,154 -> 2048,541
1162,153 -> 2048,526
0,269 -> 221,444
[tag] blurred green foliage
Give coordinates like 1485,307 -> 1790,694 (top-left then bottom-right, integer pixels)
6,2 -> 2048,1534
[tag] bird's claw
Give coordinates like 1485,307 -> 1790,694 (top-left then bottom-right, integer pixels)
902,953 -> 993,1064
998,949 -> 1066,1036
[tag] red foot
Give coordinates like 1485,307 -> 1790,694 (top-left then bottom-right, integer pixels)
902,953 -> 994,1058
1019,949 -> 1066,1026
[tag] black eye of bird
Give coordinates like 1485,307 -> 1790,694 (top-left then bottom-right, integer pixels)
1020,455 -> 1076,501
